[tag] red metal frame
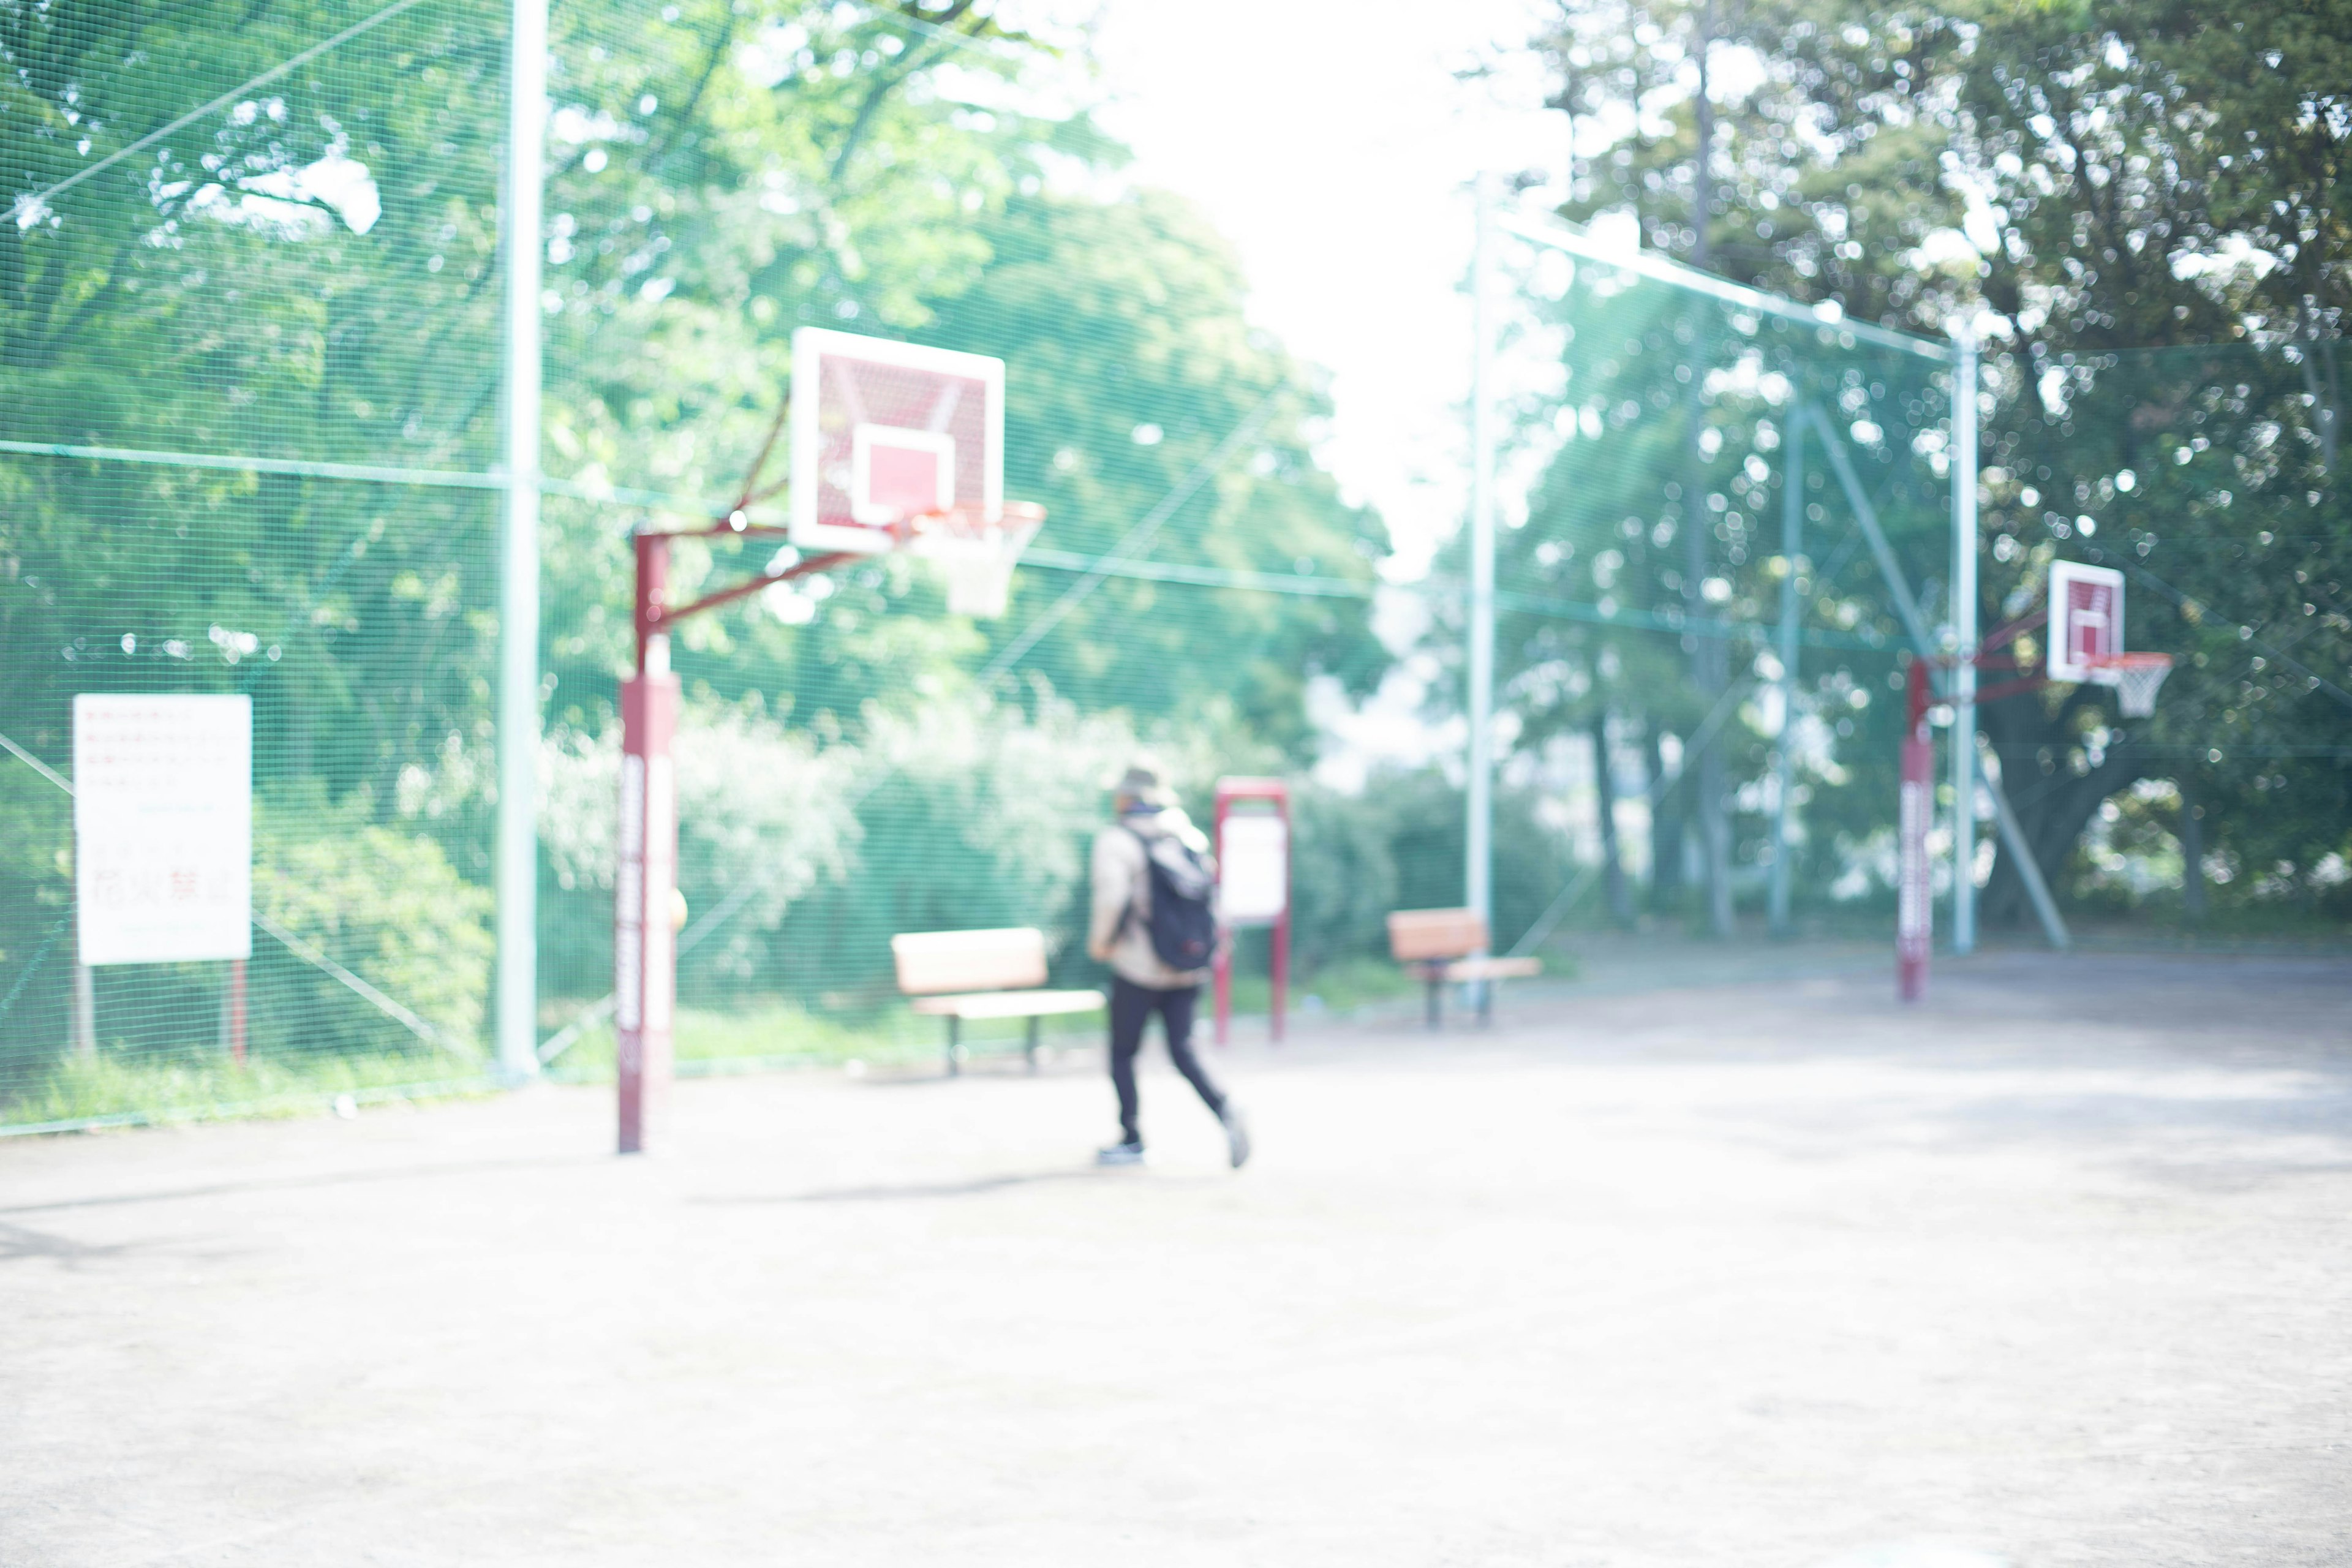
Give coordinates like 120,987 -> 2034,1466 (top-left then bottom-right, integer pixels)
614,518 -> 853,1155
1893,607 -> 2050,1003
227,958 -> 247,1065
1210,777 -> 1290,1047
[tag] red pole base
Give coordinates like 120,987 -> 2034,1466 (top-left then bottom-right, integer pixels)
616,669 -> 680,1154
1270,916 -> 1288,1043
229,958 -> 247,1065
1896,661 -> 1933,1003
1212,948 -> 1231,1047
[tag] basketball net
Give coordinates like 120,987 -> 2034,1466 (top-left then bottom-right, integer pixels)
2081,651 -> 2173,718
897,501 -> 1044,620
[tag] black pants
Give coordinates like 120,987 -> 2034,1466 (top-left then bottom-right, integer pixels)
1109,976 -> 1224,1144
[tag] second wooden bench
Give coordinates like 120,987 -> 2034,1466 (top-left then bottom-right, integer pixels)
890,927 -> 1105,1074
1385,908 -> 1542,1028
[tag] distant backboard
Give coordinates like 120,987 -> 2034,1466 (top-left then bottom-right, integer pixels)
788,328 -> 1003,556
2048,560 -> 2125,683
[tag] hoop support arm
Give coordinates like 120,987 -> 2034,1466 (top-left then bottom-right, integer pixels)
641,519 -> 794,541
1969,675 -> 2047,706
645,549 -> 856,631
1977,606 -> 2047,655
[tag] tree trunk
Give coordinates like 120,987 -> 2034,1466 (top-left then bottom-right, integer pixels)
1645,718 -> 1683,913
1977,690 -> 2150,928
2179,774 -> 2207,926
1591,709 -> 1632,924
1681,2 -> 1734,938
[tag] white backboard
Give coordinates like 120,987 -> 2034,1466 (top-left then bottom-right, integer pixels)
789,328 -> 1003,556
2048,561 -> 2125,683
74,694 -> 252,966
1218,813 -> 1289,924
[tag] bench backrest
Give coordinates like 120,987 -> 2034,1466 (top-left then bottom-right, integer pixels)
1387,907 -> 1490,962
891,927 -> 1050,996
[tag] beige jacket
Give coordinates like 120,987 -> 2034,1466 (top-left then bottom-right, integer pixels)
1087,807 -> 1215,989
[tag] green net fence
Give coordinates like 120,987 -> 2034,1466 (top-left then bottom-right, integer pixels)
1486,227 -> 2351,962
1481,227 -> 1960,949
4,2 -> 2347,1132
2,0 -> 513,1125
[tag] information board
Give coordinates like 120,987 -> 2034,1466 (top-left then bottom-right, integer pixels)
1218,813 -> 1289,924
74,695 -> 252,966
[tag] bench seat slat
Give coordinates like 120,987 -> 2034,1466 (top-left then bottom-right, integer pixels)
910,988 -> 1106,1020
1431,956 -> 1542,982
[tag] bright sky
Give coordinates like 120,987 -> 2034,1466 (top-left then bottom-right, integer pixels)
1081,0 -> 1559,576
1062,1 -> 1563,782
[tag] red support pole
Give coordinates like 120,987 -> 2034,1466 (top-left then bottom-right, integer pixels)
1896,658 -> 1933,1003
228,958 -> 247,1065
1270,903 -> 1289,1044
1212,790 -> 1232,1046
633,530 -> 668,671
1212,949 -> 1232,1047
617,534 -> 680,1154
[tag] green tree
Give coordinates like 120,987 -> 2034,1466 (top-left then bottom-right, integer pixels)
2,1 -> 1401,1094
1951,0 -> 2351,925
1506,0 -> 2350,930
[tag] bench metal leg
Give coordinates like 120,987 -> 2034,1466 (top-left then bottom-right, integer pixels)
945,1015 -> 960,1076
1425,973 -> 1443,1030
1024,1016 -> 1039,1073
1477,981 -> 1494,1027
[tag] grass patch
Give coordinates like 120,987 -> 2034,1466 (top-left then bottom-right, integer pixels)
540,995 -> 1107,1081
1221,954 -> 1431,1017
541,956 -> 1474,1083
2,1046 -> 497,1134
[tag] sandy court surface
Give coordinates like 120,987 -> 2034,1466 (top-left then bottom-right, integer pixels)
4,951 -> 2350,1566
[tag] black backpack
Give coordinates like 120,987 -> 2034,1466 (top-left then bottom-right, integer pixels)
1125,824 -> 1218,971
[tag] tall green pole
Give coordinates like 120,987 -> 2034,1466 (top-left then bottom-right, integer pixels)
1466,173 -> 1497,959
1770,417 -> 1803,934
1684,1 -> 1733,938
495,0 -> 547,1080
1950,327 -> 1980,954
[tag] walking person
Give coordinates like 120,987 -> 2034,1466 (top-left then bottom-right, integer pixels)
1087,764 -> 1251,1169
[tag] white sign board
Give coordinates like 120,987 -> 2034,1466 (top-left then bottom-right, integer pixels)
74,695 -> 252,966
1218,813 -> 1289,924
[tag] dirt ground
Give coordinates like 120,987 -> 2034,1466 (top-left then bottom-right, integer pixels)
4,951 -> 2350,1567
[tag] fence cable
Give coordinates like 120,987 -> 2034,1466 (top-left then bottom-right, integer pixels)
9,0 -> 436,224
0,728 -> 466,1054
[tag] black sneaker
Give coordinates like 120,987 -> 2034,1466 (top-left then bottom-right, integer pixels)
1220,1105 -> 1251,1169
1095,1139 -> 1146,1167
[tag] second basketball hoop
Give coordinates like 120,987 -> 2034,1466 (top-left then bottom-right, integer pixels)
2048,560 -> 2170,718
2082,651 -> 2174,718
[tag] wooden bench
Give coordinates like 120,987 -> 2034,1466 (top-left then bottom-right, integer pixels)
1386,908 -> 1542,1028
890,927 -> 1104,1075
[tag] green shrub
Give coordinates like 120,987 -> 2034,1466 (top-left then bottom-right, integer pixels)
254,795 -> 494,1057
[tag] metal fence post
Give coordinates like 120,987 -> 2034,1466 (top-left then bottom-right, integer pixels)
1770,415 -> 1804,935
495,0 -> 548,1081
1466,173 -> 1498,973
73,960 -> 96,1059
1950,327 -> 1980,954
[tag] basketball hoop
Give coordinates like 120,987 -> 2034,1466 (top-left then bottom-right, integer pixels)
898,501 -> 1044,619
2082,651 -> 2174,718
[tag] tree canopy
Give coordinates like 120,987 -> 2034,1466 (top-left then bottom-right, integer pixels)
0,0 -> 1388,1077
1503,0 -> 2349,927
